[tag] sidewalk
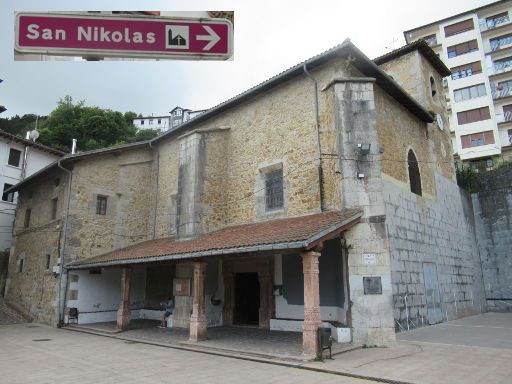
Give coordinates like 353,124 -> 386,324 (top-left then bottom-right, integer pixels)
304,312 -> 512,384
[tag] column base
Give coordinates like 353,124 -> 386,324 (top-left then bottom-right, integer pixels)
116,308 -> 131,331
189,315 -> 207,341
302,320 -> 321,356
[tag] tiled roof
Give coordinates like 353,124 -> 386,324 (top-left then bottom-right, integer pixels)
67,209 -> 362,269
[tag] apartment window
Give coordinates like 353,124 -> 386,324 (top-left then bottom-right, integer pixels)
51,198 -> 58,220
447,40 -> 478,58
96,195 -> 108,215
149,120 -> 153,125
45,254 -> 51,270
461,131 -> 495,148
451,61 -> 482,80
2,184 -> 14,202
265,168 -> 284,211
24,208 -> 31,228
490,33 -> 512,51
407,150 -> 422,196
494,57 -> 512,72
422,34 -> 438,47
457,107 -> 491,125
453,83 -> 486,102
444,18 -> 474,37
141,120 -> 145,125
172,120 -> 179,127
486,12 -> 509,29
177,109 -> 182,116
157,119 -> 162,124
8,148 -> 22,167
503,104 -> 512,121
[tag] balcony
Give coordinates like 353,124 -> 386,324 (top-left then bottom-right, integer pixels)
490,60 -> 512,76
495,111 -> 512,123
479,15 -> 510,32
491,84 -> 512,99
490,35 -> 512,52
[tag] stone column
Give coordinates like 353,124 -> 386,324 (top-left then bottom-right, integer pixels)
189,261 -> 207,341
302,251 -> 322,357
116,267 -> 132,331
222,260 -> 234,326
258,271 -> 271,328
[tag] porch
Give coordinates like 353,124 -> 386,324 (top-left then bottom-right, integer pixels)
67,320 -> 357,361
65,209 -> 363,359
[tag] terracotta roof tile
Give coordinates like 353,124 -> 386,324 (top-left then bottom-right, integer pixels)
68,209 -> 362,269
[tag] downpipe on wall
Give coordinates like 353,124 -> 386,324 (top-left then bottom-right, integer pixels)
56,159 -> 72,326
303,63 -> 324,212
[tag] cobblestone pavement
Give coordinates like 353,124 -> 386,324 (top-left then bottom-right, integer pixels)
0,323 -> 372,384
0,298 -> 26,325
72,320 -> 354,360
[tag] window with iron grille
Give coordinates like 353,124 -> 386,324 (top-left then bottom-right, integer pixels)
265,169 -> 283,211
494,56 -> 512,72
407,150 -> 422,196
486,12 -> 509,29
490,33 -> 512,51
96,195 -> 108,215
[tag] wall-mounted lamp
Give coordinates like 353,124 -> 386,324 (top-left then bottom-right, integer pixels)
357,143 -> 371,156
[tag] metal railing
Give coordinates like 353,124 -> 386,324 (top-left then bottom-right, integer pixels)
480,15 -> 510,32
491,84 -> 512,99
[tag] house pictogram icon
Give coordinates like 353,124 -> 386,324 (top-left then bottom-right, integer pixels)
169,32 -> 187,46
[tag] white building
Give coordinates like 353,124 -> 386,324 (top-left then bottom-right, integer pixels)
0,131 -> 63,250
133,106 -> 206,132
404,0 -> 512,169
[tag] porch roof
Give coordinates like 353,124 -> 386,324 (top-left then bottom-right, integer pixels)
66,209 -> 363,270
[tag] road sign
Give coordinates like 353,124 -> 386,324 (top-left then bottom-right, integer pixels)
15,12 -> 233,60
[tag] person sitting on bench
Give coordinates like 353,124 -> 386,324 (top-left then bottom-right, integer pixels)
159,297 -> 174,328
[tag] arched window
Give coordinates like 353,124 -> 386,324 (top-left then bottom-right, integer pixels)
408,150 -> 422,196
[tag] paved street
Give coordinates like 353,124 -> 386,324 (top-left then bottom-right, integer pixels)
304,312 -> 512,384
0,323 -> 370,384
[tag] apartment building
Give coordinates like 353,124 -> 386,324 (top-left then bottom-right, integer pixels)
133,107 -> 206,132
404,0 -> 512,169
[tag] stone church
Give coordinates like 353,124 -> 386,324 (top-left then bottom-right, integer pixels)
4,39 -> 486,357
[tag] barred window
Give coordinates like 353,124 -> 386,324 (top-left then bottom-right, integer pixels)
96,195 -> 108,215
265,169 -> 283,211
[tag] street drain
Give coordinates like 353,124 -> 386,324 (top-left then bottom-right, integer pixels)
32,339 -> 51,342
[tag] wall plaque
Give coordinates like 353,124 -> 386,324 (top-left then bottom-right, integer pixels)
173,278 -> 191,296
363,276 -> 382,295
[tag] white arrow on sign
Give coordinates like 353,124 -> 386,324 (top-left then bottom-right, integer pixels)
196,25 -> 220,51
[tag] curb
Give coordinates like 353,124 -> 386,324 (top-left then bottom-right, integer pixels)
62,326 -> 413,384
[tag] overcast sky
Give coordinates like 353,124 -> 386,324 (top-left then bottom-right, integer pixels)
1,0 -> 494,118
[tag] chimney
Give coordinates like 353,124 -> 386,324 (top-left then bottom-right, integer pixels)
71,139 -> 77,154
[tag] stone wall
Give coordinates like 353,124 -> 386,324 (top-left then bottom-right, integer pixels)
472,164 -> 512,312
384,174 -> 486,330
5,168 -> 68,324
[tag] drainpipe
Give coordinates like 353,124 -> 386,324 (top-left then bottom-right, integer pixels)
303,63 -> 324,212
56,159 -> 72,326
148,141 -> 159,239
21,131 -> 30,180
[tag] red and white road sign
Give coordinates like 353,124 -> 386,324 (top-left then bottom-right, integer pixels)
15,12 -> 233,60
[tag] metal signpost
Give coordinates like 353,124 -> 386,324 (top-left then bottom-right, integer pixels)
15,13 -> 233,60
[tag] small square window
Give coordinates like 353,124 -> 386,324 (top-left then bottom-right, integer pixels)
265,169 -> 284,211
2,183 -> 14,202
8,148 -> 22,167
96,195 -> 108,215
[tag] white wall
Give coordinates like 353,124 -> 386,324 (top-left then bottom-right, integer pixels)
67,266 -> 147,324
